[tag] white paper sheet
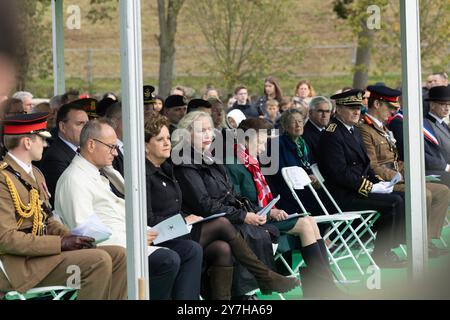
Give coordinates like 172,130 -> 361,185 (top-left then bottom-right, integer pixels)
257,195 -> 280,216
188,212 -> 227,225
71,214 -> 112,244
150,214 -> 190,245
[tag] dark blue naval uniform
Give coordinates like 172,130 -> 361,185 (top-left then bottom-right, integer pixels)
317,118 -> 405,260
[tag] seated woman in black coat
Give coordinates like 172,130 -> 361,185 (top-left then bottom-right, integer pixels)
145,115 -> 298,300
225,118 -> 343,298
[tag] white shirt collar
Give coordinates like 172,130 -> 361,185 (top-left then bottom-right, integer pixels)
7,152 -> 33,175
428,112 -> 444,124
58,134 -> 79,152
76,154 -> 102,177
365,113 -> 384,128
336,117 -> 354,132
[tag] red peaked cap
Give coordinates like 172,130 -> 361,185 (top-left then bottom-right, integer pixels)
2,112 -> 51,138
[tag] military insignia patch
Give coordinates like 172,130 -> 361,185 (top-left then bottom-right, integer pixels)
326,123 -> 337,132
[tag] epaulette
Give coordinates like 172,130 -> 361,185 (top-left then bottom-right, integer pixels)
363,115 -> 373,126
326,123 -> 337,132
358,178 -> 373,197
0,161 -> 8,170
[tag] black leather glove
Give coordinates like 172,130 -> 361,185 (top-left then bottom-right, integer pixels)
61,235 -> 96,251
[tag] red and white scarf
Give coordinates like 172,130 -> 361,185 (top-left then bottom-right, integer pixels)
234,143 -> 274,207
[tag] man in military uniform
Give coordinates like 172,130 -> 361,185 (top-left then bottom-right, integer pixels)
317,89 -> 406,267
143,85 -> 157,119
359,85 -> 449,257
164,95 -> 188,135
0,113 -> 127,299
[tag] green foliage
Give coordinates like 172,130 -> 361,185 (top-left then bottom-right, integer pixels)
86,0 -> 117,23
16,0 -> 52,89
187,0 -> 305,95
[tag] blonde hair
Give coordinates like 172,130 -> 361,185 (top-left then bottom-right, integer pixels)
171,111 -> 214,147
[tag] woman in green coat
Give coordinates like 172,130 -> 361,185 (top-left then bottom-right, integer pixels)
225,118 -> 344,298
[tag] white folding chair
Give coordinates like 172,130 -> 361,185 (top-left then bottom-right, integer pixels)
310,164 -> 381,262
281,166 -> 365,282
0,258 -> 77,300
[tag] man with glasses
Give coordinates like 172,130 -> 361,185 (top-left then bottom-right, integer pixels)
40,103 -> 89,206
424,85 -> 450,188
303,96 -> 333,162
55,119 -> 125,246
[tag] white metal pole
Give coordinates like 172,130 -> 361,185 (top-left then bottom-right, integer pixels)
51,0 -> 65,95
119,0 -> 149,300
400,0 -> 428,281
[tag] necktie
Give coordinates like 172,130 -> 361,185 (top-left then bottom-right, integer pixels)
441,121 -> 450,134
100,169 -> 125,199
349,127 -> 354,135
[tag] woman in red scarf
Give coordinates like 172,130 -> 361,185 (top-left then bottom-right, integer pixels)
225,118 -> 344,298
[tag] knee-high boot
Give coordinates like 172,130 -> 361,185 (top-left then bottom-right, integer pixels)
300,242 -> 344,299
228,234 -> 300,295
207,266 -> 234,300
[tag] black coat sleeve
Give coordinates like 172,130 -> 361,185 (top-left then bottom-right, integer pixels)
318,132 -> 373,196
40,154 -> 70,205
175,166 -> 247,224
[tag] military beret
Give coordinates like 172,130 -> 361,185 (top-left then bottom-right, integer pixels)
96,97 -> 116,117
367,85 -> 401,108
143,85 -> 156,104
330,89 -> 363,108
165,95 -> 187,109
426,85 -> 450,102
2,112 -> 51,139
187,98 -> 212,113
71,98 -> 98,119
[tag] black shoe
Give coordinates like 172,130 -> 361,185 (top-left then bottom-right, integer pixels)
373,250 -> 407,268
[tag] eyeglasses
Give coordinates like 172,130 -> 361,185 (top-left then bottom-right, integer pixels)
93,138 -> 119,154
435,102 -> 450,108
315,109 -> 331,114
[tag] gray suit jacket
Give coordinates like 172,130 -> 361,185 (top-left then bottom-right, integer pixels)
425,113 -> 450,162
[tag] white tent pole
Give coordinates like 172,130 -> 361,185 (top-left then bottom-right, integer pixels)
51,0 -> 65,95
119,0 -> 149,300
400,0 -> 428,280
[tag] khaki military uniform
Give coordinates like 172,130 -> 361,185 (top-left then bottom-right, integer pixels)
359,116 -> 450,239
0,154 -> 127,299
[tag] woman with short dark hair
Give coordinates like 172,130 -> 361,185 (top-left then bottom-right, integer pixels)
146,114 -> 299,300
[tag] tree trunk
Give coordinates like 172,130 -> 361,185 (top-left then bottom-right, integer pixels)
352,20 -> 374,90
157,0 -> 184,98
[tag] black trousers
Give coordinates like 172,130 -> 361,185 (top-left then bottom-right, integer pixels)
148,239 -> 203,300
339,191 -> 405,253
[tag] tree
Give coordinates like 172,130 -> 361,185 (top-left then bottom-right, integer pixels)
381,0 -> 450,73
15,0 -> 53,90
87,0 -> 185,98
187,0 -> 304,95
333,0 -> 388,90
157,0 -> 185,97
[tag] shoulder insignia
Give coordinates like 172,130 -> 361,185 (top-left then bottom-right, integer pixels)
326,123 -> 337,132
0,162 -> 8,170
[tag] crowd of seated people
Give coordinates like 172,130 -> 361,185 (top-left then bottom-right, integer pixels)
1,72 -> 449,300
